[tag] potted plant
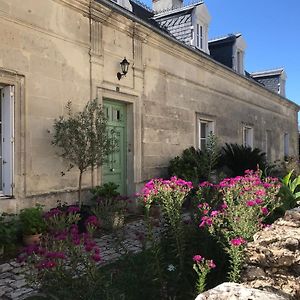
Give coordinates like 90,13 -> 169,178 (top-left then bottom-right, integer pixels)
19,205 -> 46,245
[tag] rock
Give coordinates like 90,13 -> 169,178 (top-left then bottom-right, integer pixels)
0,263 -> 13,273
195,282 -> 289,300
242,207 -> 300,299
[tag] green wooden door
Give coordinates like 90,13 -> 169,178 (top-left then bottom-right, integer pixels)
103,100 -> 127,195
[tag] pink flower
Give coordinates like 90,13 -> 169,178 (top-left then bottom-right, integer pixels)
210,210 -> 218,217
67,206 -> 80,214
255,198 -> 263,205
263,183 -> 272,189
85,216 -> 100,228
199,216 -> 213,227
36,260 -> 57,269
255,190 -> 266,196
193,255 -> 203,263
230,237 -> 246,246
261,207 -> 269,215
208,260 -> 216,269
91,253 -> 101,262
199,181 -> 213,188
44,208 -> 62,219
220,202 -> 228,210
246,200 -> 256,207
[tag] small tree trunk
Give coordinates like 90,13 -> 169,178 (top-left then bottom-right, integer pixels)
78,170 -> 83,207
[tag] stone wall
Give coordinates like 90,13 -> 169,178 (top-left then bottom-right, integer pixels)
0,0 -> 298,212
242,207 -> 300,299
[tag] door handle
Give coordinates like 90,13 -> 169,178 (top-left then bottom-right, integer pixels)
3,160 -> 7,164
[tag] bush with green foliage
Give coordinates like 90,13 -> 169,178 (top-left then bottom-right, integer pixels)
168,134 -> 220,184
220,143 -> 268,176
19,205 -> 46,235
0,214 -> 19,254
268,169 -> 300,222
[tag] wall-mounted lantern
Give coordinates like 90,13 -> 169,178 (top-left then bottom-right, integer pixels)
117,57 -> 130,80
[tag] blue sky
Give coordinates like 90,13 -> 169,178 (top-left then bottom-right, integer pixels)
143,0 -> 300,105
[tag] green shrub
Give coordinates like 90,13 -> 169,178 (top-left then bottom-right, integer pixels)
168,134 -> 220,184
268,170 -> 300,222
0,214 -> 19,253
220,143 -> 268,176
19,205 -> 46,235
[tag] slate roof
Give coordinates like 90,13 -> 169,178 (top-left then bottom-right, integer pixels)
129,0 -> 161,28
250,68 -> 284,95
95,0 -> 296,106
250,68 -> 284,78
153,2 -> 204,45
208,33 -> 241,45
208,34 -> 241,69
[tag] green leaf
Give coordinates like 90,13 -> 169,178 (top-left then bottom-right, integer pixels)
282,170 -> 293,186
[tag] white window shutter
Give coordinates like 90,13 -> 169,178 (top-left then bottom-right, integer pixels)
1,86 -> 14,196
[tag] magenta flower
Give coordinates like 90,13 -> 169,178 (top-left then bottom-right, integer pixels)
85,216 -> 100,228
220,202 -> 228,210
199,181 -> 214,188
208,260 -> 216,269
230,237 -> 246,246
193,255 -> 203,263
255,198 -> 263,205
255,190 -> 266,196
37,260 -> 57,270
91,253 -> 101,262
67,206 -> 80,214
261,207 -> 269,215
210,210 -> 218,217
199,216 -> 213,227
44,208 -> 62,219
246,200 -> 256,207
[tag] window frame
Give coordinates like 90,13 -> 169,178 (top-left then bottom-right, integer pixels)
196,24 -> 204,50
242,126 -> 253,148
197,118 -> 215,150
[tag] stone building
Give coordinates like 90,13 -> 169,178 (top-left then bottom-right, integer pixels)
0,0 -> 298,212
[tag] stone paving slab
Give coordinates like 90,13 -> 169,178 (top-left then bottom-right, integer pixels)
0,219 -> 162,300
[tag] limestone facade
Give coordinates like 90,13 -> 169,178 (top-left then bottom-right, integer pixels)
0,0 -> 298,212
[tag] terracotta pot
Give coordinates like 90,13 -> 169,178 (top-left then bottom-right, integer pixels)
23,233 -> 42,246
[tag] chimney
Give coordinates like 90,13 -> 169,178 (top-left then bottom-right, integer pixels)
153,0 -> 183,12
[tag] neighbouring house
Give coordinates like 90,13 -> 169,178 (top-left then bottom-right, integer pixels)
0,0 -> 298,212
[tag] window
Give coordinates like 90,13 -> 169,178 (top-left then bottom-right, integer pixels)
0,85 -> 14,197
236,50 -> 244,74
243,126 -> 253,148
198,119 -> 214,150
196,24 -> 203,50
265,130 -> 272,160
284,133 -> 289,158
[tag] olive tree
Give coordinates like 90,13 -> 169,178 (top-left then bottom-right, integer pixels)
52,99 -> 115,206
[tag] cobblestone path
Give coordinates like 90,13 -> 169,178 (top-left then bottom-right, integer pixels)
0,219 -> 160,300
